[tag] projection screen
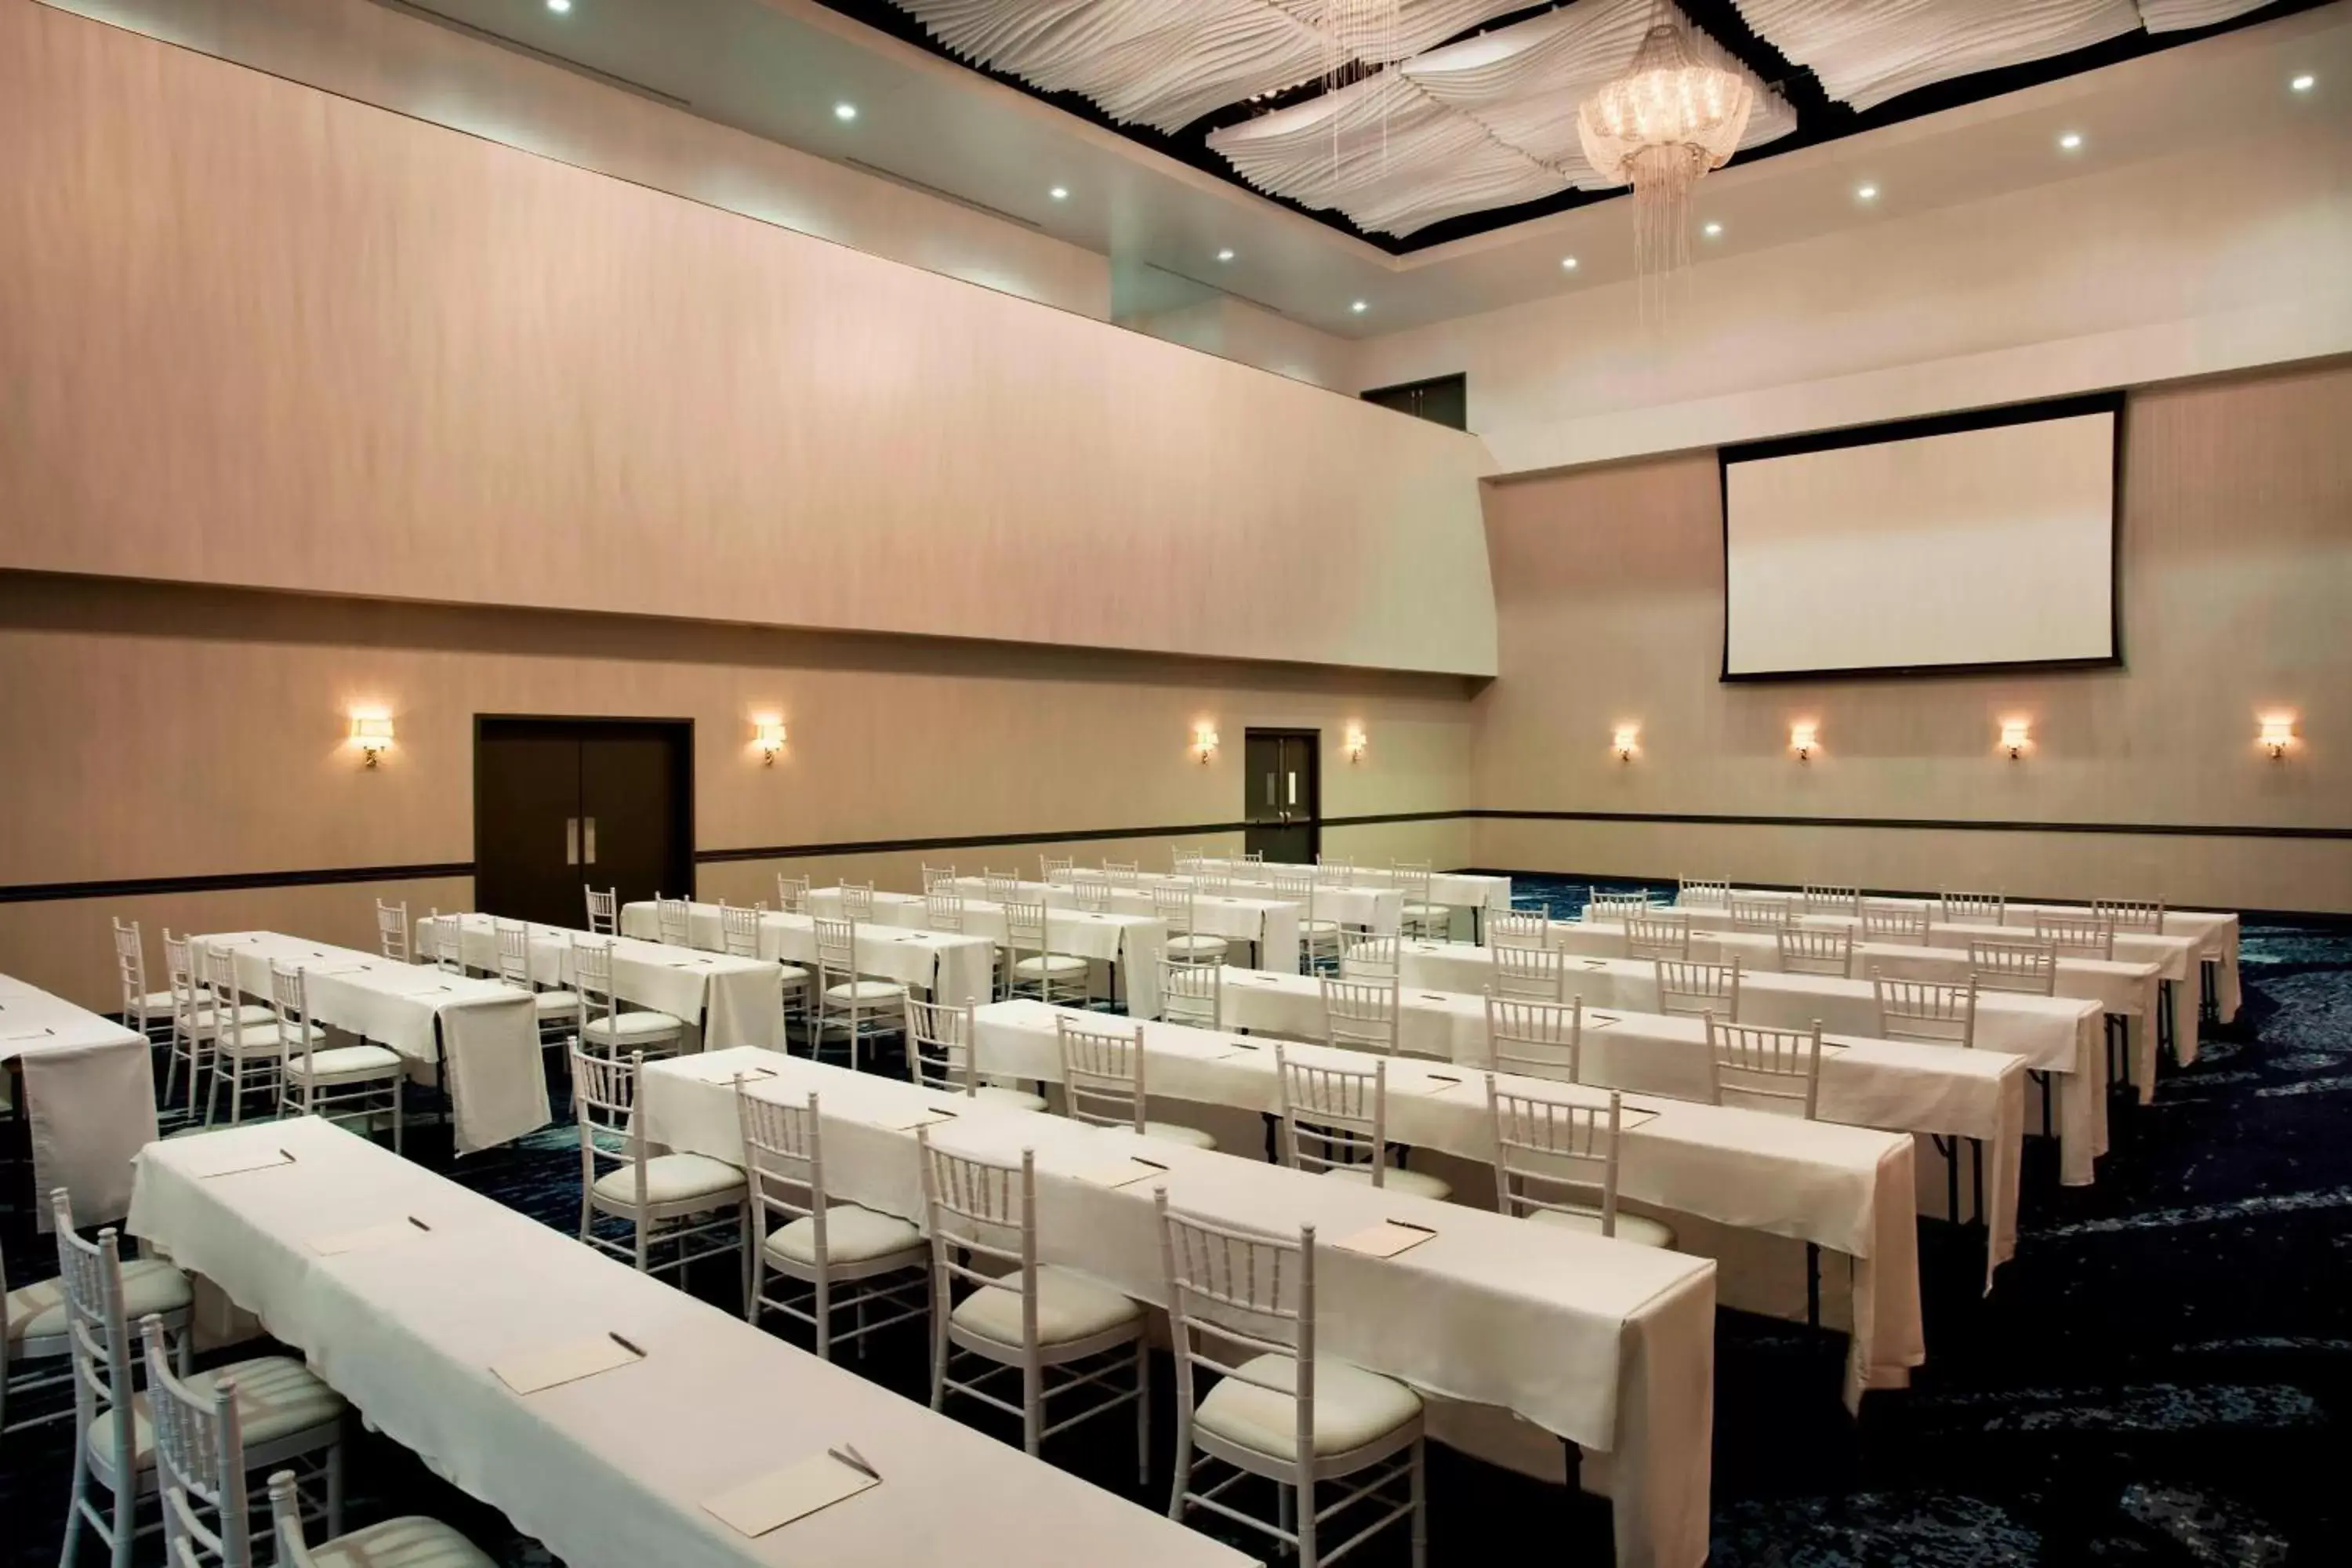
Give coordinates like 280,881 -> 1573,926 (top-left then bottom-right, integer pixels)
1722,400 -> 2119,678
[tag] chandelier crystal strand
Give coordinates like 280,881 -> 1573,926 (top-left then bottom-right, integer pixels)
1577,5 -> 1754,325
1323,0 -> 1404,186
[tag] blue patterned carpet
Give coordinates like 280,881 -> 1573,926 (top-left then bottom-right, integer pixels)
5,876 -> 2347,1565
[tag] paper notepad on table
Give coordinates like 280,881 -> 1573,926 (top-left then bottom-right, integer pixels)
884,1106 -> 960,1132
1065,1155 -> 1169,1189
307,1219 -> 433,1258
492,1334 -> 642,1396
702,1453 -> 879,1537
184,1143 -> 297,1180
1331,1220 -> 1438,1259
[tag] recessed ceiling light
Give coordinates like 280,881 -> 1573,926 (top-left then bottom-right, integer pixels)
1702,221 -> 1723,238
2291,73 -> 2315,93
833,103 -> 858,122
2058,131 -> 2083,151
1350,300 -> 1368,314
1856,183 -> 1878,201
546,0 -> 571,12
1048,186 -> 1069,201
1217,249 -> 1235,262
1560,256 -> 1579,270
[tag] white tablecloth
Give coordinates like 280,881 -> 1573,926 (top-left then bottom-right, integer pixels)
191,934 -> 547,1154
1194,859 -> 1513,913
622,902 -> 995,1015
949,878 -> 1301,976
1,972 -> 157,1230
1388,941 -> 2111,1188
807,890 -> 1167,1016
128,1118 -> 1249,1568
643,1047 -> 1719,1568
418,914 -> 782,1051
1114,870 -> 1403,936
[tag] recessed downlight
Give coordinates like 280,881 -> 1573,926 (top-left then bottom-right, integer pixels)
1560,256 -> 1579,270
1048,186 -> 1069,201
2058,131 -> 2083,151
1350,300 -> 1368,314
1702,221 -> 1723,238
833,103 -> 858,122
2291,73 -> 2315,93
546,0 -> 571,12
1856,183 -> 1878,201
1217,249 -> 1236,262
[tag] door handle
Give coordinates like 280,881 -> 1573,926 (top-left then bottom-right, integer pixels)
565,818 -> 579,867
1264,774 -> 1275,808
1286,771 -> 1298,808
584,817 -> 597,866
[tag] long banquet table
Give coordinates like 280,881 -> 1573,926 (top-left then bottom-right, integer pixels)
1,971 -> 157,1229
191,933 -> 547,1152
621,900 -> 994,1014
416,913 -> 783,1051
1380,940 -> 2111,1187
643,1046 -> 1721,1568
128,1118 -> 1251,1568
804,887 -> 1168,1015
1192,858 -> 1513,916
946,877 -> 1301,975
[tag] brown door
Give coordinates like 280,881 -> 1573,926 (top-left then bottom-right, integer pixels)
1243,729 -> 1319,865
474,718 -> 694,930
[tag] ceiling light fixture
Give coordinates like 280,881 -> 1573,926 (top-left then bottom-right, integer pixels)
1048,186 -> 1069,201
546,0 -> 571,13
2058,131 -> 2083,151
833,103 -> 858,122
1577,3 -> 1755,321
1217,249 -> 1236,262
1856,183 -> 1878,201
2291,74 -> 2315,93
1560,256 -> 1579,270
1350,299 -> 1368,314
1702,221 -> 1722,238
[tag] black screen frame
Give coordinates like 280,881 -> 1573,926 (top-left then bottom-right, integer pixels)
1717,390 -> 2126,683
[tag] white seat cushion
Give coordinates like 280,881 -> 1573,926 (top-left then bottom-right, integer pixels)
307,1518 -> 498,1568
8,1259 -> 190,1349
1298,920 -> 1341,936
763,1204 -> 923,1268
823,980 -> 905,1004
775,963 -> 812,985
1404,903 -> 1448,920
1164,934 -> 1229,956
581,1011 -> 685,1044
530,989 -> 582,1017
285,1044 -> 404,1084
216,1022 -> 325,1058
1141,1120 -> 1216,1151
592,1152 -> 746,1208
1321,1165 -> 1452,1203
952,1265 -> 1142,1348
1195,1352 -> 1421,1461
1011,955 -> 1088,978
1529,1207 -> 1678,1250
135,989 -> 178,1014
93,1356 -> 343,1466
974,1083 -> 1049,1112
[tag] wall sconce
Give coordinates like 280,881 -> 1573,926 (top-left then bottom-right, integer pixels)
2259,713 -> 2296,760
753,718 -> 788,767
2000,718 -> 2031,760
1344,727 -> 1368,764
1789,721 -> 1818,763
1192,724 -> 1219,765
1613,725 -> 1640,763
348,713 -> 394,768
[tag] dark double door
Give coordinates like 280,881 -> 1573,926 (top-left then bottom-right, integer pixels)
474,718 -> 695,930
1243,729 -> 1320,866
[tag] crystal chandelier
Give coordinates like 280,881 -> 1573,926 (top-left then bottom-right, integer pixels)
1320,0 -> 1403,178
1577,5 -> 1753,321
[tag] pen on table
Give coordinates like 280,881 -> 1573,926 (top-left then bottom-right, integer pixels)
608,1330 -> 646,1358
829,1445 -> 881,1482
407,1215 -> 432,1232
279,1148 -> 299,1163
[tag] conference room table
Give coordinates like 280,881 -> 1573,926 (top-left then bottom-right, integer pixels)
967,1000 -> 1925,1396
1095,867 -> 1402,937
803,887 -> 1167,1015
128,1118 -> 1250,1568
191,933 -> 547,1153
946,877 -> 1301,976
643,1046 -> 1722,1568
1192,858 -> 1514,916
1556,916 -> 2171,1096
416,913 -> 783,1052
620,901 -> 994,1015
0,971 -> 156,1230
1377,941 -> 2111,1188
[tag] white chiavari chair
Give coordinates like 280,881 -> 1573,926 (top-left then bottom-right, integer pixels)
1102,860 -> 1141,888
923,885 -> 965,934
1483,994 -> 1581,1083
919,1136 -> 1149,1473
982,868 -> 1021,906
493,917 -> 581,1047
1706,1014 -> 1823,1118
1159,958 -> 1221,1030
424,909 -> 466,975
1004,899 -> 1089,1008
1196,863 -> 1235,895
111,920 -> 175,1046
159,932 -> 268,1114
1587,888 -> 1651,923
568,1046 -> 750,1284
1056,1015 -> 1215,1149
1068,869 -> 1114,914
1268,869 -> 1338,974
1940,891 -> 2008,927
271,963 -> 402,1152
905,996 -> 1046,1110
650,895 -> 691,948
1802,884 -> 1860,916
1171,846 -> 1203,876
2096,898 -> 2167,934
1155,1192 -> 1426,1568
1392,862 -> 1446,939
837,882 -> 877,924
1340,935 -> 1399,984
772,874 -> 811,915
1319,975 -> 1400,1057
1241,850 -> 1267,866
1492,944 -> 1566,1002
202,947 -> 310,1127
1655,957 -> 1739,1020
1970,935 -> 2058,996
1152,881 -> 1232,969
267,1468 -> 491,1568
1777,926 -> 1854,977
724,902 -> 810,1039
1728,896 -> 1792,932
1677,877 -> 1730,909
1486,1082 -> 1674,1247
53,1192 -> 344,1568
1272,1047 -> 1449,1200
920,863 -> 958,894
572,936 -> 686,1059
2036,912 -> 2117,960
374,899 -> 409,962
738,1086 -> 927,1361
812,917 -> 905,1069
1487,909 -> 1551,950
1038,855 -> 1075,885
5,1223 -> 191,1439
585,885 -> 618,935
1860,901 -> 1931,946
1624,913 -> 1692,962
1874,974 -> 1984,1224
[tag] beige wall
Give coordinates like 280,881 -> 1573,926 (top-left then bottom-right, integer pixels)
1470,360 -> 2352,913
0,575 -> 1475,1007
0,1 -> 1497,676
